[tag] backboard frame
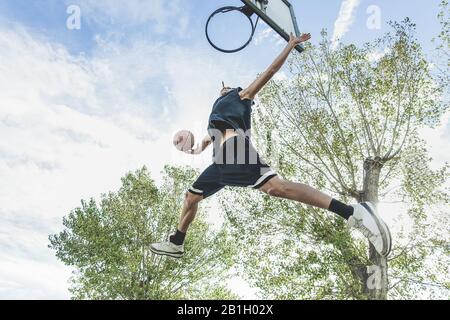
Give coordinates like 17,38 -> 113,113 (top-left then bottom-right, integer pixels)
241,0 -> 304,53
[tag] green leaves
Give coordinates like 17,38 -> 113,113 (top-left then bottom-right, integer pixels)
49,166 -> 237,300
221,19 -> 449,300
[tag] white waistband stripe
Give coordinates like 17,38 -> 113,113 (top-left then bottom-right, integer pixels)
189,187 -> 204,194
248,170 -> 277,188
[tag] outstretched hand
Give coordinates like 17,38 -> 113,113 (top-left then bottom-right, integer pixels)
183,135 -> 212,155
289,33 -> 311,47
184,143 -> 203,155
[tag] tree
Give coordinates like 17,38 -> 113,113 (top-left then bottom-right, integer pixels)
49,166 -> 237,300
436,1 -> 449,50
220,20 -> 449,299
434,0 -> 449,87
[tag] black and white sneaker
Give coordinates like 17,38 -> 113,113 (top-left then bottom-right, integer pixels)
348,202 -> 392,257
150,235 -> 184,259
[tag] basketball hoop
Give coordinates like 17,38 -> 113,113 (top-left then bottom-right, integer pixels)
206,0 -> 304,54
205,5 -> 260,54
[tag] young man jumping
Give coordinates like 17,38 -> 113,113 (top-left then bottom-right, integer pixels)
150,34 -> 392,259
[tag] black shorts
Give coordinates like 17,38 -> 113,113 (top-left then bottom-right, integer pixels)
188,135 -> 277,199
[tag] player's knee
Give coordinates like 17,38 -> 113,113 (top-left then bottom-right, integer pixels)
267,187 -> 283,198
185,191 -> 202,207
266,182 -> 290,198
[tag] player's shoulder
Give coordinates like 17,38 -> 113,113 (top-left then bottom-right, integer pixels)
238,87 -> 254,103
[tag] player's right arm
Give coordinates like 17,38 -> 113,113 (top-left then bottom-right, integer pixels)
239,33 -> 311,101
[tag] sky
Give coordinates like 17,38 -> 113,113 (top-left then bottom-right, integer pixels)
0,0 -> 448,299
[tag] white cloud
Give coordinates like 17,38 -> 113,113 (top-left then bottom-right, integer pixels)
0,221 -> 73,299
254,24 -> 284,48
0,27 -> 160,298
0,18 -> 259,298
419,112 -> 450,172
74,0 -> 189,36
331,0 -> 361,49
4,0 -> 445,300
366,47 -> 391,62
0,256 -> 73,299
254,27 -> 274,46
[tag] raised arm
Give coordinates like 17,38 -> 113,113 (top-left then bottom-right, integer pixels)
240,33 -> 311,101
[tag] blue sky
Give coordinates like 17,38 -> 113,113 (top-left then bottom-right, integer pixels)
0,0 -> 443,57
0,0 -> 448,299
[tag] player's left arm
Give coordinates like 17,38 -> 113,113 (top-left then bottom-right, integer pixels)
239,33 -> 311,101
186,135 -> 212,155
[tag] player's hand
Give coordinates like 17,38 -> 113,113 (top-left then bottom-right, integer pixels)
173,136 -> 183,146
289,33 -> 311,47
185,143 -> 203,155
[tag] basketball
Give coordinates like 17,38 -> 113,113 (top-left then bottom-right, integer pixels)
173,130 -> 195,152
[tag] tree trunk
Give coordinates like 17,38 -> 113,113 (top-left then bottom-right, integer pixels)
359,157 -> 388,300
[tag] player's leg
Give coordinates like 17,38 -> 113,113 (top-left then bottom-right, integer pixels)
258,176 -> 392,257
177,191 -> 203,233
163,191 -> 203,253
149,191 -> 203,259
258,176 -> 334,211
150,165 -> 224,258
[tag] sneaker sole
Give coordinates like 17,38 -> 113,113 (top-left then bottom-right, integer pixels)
381,217 -> 392,257
150,246 -> 184,259
366,202 -> 392,257
361,202 -> 392,257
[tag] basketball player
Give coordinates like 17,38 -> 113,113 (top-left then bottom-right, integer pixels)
150,33 -> 391,258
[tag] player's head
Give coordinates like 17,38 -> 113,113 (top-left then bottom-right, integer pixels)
220,86 -> 233,96
220,81 -> 233,97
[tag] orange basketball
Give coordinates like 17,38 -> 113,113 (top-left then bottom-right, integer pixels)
173,130 -> 195,152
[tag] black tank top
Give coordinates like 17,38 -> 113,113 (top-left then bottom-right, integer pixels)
207,87 -> 253,136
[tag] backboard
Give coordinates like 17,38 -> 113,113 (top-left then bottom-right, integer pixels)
241,0 -> 304,52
